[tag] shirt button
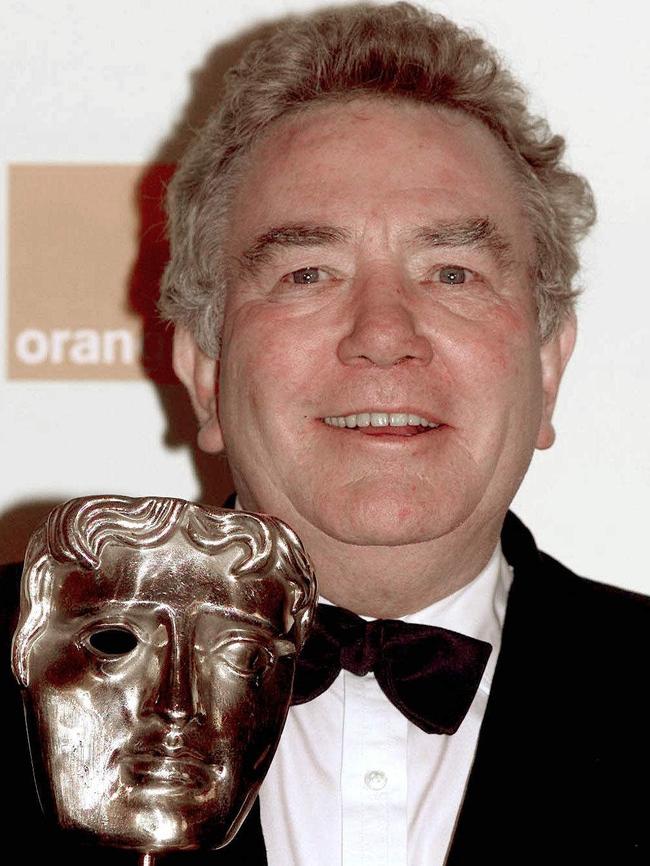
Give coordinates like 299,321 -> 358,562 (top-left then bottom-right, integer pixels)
364,770 -> 387,790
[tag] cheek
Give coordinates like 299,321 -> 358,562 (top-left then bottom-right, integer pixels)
221,303 -> 333,415
223,306 -> 278,383
447,304 -> 539,392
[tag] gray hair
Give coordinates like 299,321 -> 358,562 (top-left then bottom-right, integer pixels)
12,495 -> 317,686
159,1 -> 596,355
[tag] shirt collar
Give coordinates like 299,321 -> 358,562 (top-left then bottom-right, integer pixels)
317,543 -> 511,695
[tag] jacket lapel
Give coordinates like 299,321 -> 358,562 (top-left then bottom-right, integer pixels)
444,512 -> 552,864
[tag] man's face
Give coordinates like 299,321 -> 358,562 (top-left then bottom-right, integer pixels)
180,99 -> 574,549
25,534 -> 297,851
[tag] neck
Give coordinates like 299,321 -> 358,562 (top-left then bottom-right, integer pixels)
286,513 -> 504,619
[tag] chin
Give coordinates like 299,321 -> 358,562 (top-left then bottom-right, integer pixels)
115,798 -> 235,852
307,484 -> 476,547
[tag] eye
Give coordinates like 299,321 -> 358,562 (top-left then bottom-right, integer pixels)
282,266 -> 328,285
435,265 -> 471,285
85,627 -> 139,658
217,638 -> 273,677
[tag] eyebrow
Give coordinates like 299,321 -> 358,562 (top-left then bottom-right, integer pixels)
218,606 -> 276,633
410,217 -> 516,270
68,602 -> 279,635
237,224 -> 351,274
67,600 -> 156,619
235,216 -> 517,277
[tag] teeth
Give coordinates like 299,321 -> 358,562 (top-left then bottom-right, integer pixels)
323,412 -> 440,429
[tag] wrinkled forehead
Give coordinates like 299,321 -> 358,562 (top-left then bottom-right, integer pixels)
49,532 -> 296,631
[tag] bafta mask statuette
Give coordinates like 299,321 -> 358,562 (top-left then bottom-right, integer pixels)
12,495 -> 317,863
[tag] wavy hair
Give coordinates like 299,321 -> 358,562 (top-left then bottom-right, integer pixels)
160,1 -> 596,353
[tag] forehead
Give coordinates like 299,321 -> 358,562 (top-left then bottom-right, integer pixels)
226,97 -> 528,247
51,532 -> 293,619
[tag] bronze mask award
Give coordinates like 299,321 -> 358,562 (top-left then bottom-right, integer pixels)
11,496 -> 317,862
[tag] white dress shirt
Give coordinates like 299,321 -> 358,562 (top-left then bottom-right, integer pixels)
259,544 -> 512,866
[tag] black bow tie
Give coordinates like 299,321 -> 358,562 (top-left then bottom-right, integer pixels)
292,603 -> 492,734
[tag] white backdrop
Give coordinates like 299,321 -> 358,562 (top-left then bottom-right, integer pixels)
2,0 -> 649,590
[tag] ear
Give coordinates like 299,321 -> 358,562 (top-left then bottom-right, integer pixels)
535,313 -> 577,450
172,326 -> 225,454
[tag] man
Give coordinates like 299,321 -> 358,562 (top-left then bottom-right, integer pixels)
158,3 -> 649,865
2,3 -> 646,865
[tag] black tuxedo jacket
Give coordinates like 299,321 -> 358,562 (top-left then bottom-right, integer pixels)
2,512 -> 649,864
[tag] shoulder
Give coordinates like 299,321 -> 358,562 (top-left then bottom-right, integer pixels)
0,562 -> 45,830
0,561 -> 24,677
502,511 -> 650,650
0,561 -> 22,636
540,548 -> 650,618
497,516 -> 649,758
462,518 -> 650,861
503,509 -> 650,602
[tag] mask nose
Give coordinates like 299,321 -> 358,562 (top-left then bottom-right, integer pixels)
150,623 -> 198,725
336,272 -> 433,368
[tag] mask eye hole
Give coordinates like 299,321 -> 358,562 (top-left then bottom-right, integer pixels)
87,627 -> 138,657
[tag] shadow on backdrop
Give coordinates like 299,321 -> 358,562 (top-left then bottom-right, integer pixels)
126,17 -> 287,508
0,17 -> 287,566
0,500 -> 66,566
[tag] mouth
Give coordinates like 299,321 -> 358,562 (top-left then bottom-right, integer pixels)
322,411 -> 443,437
120,754 -> 215,795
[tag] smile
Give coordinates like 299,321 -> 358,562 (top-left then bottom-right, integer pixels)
323,412 -> 441,430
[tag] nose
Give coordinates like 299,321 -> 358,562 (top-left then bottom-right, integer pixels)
336,270 -> 433,368
150,624 -> 198,724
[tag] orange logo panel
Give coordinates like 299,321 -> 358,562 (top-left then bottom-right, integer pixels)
8,164 -> 176,382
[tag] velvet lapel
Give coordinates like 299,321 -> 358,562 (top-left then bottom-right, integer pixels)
444,511 -> 553,865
